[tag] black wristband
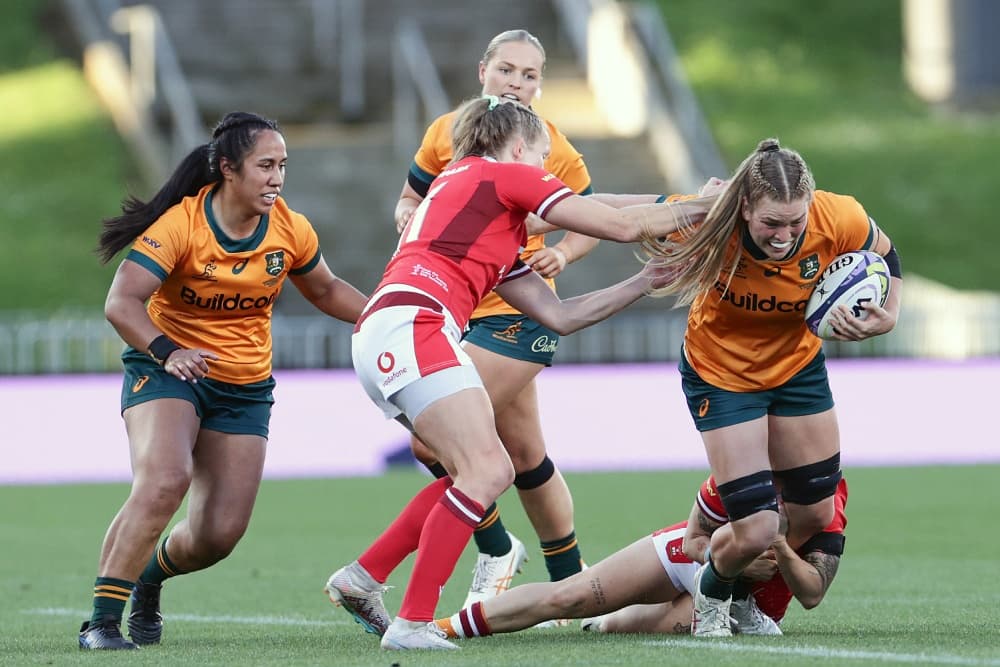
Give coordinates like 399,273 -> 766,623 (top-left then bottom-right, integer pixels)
147,334 -> 181,365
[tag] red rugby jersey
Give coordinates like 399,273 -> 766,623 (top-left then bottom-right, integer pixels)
378,156 -> 573,327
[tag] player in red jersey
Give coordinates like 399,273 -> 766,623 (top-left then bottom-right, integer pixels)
394,29 -> 603,602
641,138 -> 902,636
80,112 -> 367,650
433,476 -> 846,638
324,96 -> 707,650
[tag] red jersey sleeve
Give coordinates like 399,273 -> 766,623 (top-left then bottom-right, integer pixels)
494,163 -> 573,218
697,475 -> 729,523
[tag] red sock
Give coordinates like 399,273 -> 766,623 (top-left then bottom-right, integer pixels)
398,486 -> 484,621
357,476 -> 452,583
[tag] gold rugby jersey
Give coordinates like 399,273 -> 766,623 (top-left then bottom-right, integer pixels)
409,111 -> 592,318
684,190 -> 876,391
125,184 -> 321,384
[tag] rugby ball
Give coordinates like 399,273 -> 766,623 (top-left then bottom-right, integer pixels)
805,251 -> 890,340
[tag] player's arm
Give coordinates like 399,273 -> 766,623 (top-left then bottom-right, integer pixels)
681,500 -> 722,564
104,260 -> 217,381
542,194 -> 709,243
289,256 -> 368,323
530,193 -> 671,277
770,534 -> 842,609
394,180 -> 425,234
495,258 -> 676,336
829,223 -> 903,341
527,231 -> 600,279
870,225 -> 902,325
523,193 -> 681,238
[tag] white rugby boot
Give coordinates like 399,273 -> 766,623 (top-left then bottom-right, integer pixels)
691,563 -> 733,637
324,561 -> 391,636
462,532 -> 528,607
380,618 -> 458,650
730,595 -> 783,635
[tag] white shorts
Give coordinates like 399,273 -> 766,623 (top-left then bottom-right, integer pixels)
650,525 -> 699,594
352,285 -> 482,421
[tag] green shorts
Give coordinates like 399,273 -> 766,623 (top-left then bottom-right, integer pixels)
462,315 -> 559,366
120,347 -> 276,437
680,349 -> 834,432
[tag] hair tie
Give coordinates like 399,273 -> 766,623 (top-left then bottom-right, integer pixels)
483,94 -> 501,111
761,142 -> 780,153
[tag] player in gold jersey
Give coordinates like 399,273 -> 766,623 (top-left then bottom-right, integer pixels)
79,112 -> 367,650
390,29 -> 600,609
643,138 -> 902,637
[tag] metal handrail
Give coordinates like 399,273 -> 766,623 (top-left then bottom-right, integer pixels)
550,0 -> 727,191
392,18 -> 451,157
628,1 -> 728,181
109,4 -> 205,166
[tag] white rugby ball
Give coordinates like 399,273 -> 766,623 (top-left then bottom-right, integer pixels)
805,251 -> 890,340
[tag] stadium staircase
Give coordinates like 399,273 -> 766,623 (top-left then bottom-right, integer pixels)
106,0 -> 689,311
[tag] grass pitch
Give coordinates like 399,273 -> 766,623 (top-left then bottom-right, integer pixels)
2,465 -> 998,666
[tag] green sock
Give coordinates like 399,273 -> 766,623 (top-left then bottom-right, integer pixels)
139,538 -> 183,586
732,577 -> 753,601
90,577 -> 134,624
699,557 -> 736,600
540,531 -> 583,581
472,504 -> 512,557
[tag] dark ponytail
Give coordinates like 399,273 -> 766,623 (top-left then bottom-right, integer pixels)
96,111 -> 280,264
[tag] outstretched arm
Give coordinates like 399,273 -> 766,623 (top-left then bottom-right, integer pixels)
543,194 -> 711,243
527,232 -> 601,279
495,259 -> 676,336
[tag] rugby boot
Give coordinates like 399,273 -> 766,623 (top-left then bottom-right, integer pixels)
79,615 -> 139,650
127,581 -> 163,645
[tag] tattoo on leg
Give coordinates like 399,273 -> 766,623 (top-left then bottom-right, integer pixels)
589,577 -> 606,606
673,621 -> 692,634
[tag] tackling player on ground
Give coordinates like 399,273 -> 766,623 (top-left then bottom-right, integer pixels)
434,475 -> 847,638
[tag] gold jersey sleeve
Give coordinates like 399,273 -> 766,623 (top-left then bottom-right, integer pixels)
126,184 -> 321,384
684,191 -> 875,391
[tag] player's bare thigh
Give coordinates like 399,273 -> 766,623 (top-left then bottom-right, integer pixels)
701,416 -> 771,484
767,408 -> 840,470
462,341 -> 544,413
185,429 -> 267,545
123,398 -> 200,483
411,386 -> 514,505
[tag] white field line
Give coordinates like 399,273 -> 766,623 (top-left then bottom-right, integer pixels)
26,608 -> 998,665
643,637 -> 1000,666
24,607 -> 344,627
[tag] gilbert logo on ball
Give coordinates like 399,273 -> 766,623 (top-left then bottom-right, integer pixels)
804,251 -> 890,340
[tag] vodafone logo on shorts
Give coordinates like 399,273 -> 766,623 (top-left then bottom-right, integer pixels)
377,352 -> 395,373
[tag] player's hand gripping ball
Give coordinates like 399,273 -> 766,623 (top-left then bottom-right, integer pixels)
805,251 -> 890,340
